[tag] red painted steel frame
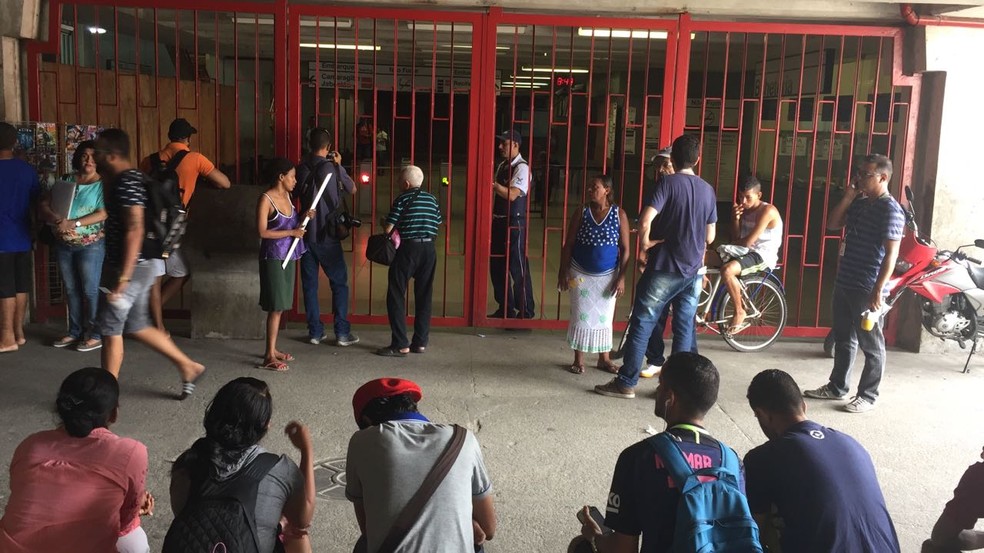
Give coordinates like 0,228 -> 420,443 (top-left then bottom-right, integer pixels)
25,4 -> 922,340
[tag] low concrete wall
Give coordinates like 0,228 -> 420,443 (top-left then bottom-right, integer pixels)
183,185 -> 267,340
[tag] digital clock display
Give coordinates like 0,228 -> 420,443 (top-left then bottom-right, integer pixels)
555,75 -> 576,87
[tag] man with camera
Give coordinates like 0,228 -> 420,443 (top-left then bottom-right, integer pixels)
295,127 -> 359,347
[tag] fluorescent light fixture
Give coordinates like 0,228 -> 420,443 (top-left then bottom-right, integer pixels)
502,84 -> 544,89
300,43 -> 381,51
61,24 -> 74,32
88,26 -> 107,35
235,16 -> 352,28
510,75 -> 552,81
496,46 -> 510,50
520,66 -> 589,74
578,28 -> 668,39
407,23 -> 525,34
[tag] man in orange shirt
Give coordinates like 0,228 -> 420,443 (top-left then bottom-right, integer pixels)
141,118 -> 231,332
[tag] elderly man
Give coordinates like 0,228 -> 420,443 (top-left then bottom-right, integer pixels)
375,166 -> 443,357
346,378 -> 496,552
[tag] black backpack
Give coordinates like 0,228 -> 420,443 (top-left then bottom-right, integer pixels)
144,150 -> 190,259
162,452 -> 282,553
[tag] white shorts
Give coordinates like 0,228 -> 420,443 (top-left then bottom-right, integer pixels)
164,249 -> 190,278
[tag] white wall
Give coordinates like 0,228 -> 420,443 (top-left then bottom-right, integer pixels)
924,26 -> 984,252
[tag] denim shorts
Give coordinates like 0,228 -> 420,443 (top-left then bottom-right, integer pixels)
97,260 -> 158,336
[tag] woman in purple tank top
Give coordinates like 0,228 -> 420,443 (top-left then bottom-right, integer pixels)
256,158 -> 311,371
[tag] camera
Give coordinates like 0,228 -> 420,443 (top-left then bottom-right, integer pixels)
339,213 -> 362,228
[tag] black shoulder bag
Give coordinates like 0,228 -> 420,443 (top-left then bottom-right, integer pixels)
366,188 -> 422,266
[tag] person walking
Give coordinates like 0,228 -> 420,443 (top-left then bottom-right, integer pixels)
804,154 -> 904,413
375,165 -> 443,357
558,174 -> 631,374
256,158 -> 310,372
40,140 -> 107,352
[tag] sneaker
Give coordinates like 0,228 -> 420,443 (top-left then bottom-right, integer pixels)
53,336 -> 76,348
640,364 -> 661,379
594,378 -> 636,399
843,396 -> 876,413
803,384 -> 848,400
309,331 -> 329,345
336,333 -> 360,347
76,339 -> 103,352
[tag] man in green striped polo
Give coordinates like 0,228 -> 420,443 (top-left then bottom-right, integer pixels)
375,165 -> 444,357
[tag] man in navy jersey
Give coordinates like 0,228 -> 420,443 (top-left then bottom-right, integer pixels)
805,154 -> 904,413
577,353 -> 745,553
744,369 -> 900,552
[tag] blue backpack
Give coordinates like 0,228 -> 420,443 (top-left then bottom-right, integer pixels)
649,433 -> 764,553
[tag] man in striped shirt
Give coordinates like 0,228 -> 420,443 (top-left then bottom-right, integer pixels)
804,154 -> 904,413
375,165 -> 443,357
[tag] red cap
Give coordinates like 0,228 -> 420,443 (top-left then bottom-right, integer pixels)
352,378 -> 423,423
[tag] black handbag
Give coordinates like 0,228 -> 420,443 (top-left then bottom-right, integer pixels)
366,188 -> 422,266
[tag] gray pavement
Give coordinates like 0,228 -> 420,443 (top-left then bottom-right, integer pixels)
1,322 -> 983,552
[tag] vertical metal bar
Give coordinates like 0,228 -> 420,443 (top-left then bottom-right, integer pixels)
274,0 -> 287,157
254,13 -> 260,185
233,11 -> 240,184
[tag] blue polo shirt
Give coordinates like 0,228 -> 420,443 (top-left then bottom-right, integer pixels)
646,173 -> 717,278
835,194 -> 905,292
0,158 -> 40,253
744,420 -> 900,553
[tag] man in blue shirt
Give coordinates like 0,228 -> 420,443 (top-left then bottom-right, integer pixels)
744,369 -> 900,552
0,122 -> 40,353
805,154 -> 904,413
596,135 -> 717,399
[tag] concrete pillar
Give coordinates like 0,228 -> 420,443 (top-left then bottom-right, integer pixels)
0,37 -> 23,121
896,26 -> 984,354
0,0 -> 44,121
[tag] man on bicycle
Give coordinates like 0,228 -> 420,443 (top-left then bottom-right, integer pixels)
715,176 -> 783,333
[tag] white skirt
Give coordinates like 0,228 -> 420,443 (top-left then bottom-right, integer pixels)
566,266 -> 617,354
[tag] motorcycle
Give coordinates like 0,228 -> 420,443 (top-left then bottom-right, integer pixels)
823,186 -> 984,373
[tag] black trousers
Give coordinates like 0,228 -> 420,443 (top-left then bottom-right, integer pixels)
386,240 -> 437,349
489,218 -> 535,318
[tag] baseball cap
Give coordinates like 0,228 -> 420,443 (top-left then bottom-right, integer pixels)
496,129 -> 522,145
650,146 -> 672,163
352,378 -> 423,423
168,118 -> 198,140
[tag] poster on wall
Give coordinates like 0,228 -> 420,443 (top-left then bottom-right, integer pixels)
64,125 -> 101,173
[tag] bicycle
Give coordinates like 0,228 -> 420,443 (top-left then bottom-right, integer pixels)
613,266 -> 788,356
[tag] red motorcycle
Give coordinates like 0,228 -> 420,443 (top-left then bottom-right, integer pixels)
824,186 -> 984,372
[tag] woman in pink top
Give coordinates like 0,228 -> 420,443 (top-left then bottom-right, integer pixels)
0,367 -> 154,553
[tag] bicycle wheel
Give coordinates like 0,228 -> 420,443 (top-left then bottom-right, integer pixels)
718,276 -> 787,352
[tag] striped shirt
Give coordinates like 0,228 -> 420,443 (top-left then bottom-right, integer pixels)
385,188 -> 443,239
835,194 -> 905,292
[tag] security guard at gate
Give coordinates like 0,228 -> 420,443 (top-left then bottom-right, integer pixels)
489,130 -> 535,320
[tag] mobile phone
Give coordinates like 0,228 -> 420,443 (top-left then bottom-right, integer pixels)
576,506 -> 608,531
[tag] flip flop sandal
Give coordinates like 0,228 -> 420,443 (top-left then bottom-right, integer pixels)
179,368 -> 206,401
598,362 -> 619,374
568,363 -> 585,375
726,321 -> 751,336
257,360 -> 290,372
276,352 -> 295,362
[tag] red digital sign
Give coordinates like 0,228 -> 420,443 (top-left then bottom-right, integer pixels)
555,75 -> 576,87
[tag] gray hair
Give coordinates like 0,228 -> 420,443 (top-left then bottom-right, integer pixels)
401,165 -> 424,188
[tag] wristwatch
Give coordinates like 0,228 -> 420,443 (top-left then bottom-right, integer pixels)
74,220 -> 82,228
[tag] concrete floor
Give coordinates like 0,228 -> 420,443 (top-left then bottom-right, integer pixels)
1,323 -> 982,552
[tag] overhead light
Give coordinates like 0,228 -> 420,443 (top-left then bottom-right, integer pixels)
521,66 -> 589,74
87,26 -> 107,35
502,84 -> 544,89
300,43 -> 381,51
61,24 -> 74,32
510,75 -> 552,81
235,16 -> 352,28
407,23 -> 526,34
496,46 -> 510,50
578,28 -> 668,39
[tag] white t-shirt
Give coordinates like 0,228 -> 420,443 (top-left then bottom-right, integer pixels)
346,420 -> 492,552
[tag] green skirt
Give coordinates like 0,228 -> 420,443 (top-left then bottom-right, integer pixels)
259,258 -> 295,312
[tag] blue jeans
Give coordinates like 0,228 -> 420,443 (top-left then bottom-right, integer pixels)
828,285 -> 886,402
57,241 -> 105,340
616,268 -> 701,388
300,240 -> 351,338
645,302 -> 699,367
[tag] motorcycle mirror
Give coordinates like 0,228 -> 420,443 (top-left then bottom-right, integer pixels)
976,239 -> 984,249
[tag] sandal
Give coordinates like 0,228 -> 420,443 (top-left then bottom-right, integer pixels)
275,352 -> 295,362
568,363 -> 585,375
258,360 -> 290,372
598,361 -> 619,374
179,366 -> 206,401
726,321 -> 751,336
